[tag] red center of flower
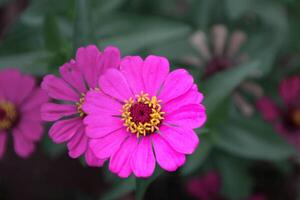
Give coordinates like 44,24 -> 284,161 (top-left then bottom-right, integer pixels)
129,102 -> 152,124
0,108 -> 6,120
204,56 -> 231,78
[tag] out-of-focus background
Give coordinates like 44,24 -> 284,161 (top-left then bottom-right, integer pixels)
0,0 -> 300,199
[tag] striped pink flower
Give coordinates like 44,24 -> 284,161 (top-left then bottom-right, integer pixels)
41,45 -> 121,166
83,55 -> 206,177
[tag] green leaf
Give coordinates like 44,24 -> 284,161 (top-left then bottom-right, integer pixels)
43,14 -> 63,51
136,168 -> 163,200
73,0 -> 92,50
101,177 -> 135,200
203,61 -> 260,116
225,0 -> 251,19
98,17 -> 191,54
215,152 -> 253,200
0,51 -> 49,75
215,114 -> 296,161
181,133 -> 212,176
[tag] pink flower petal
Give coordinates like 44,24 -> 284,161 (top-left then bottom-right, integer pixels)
12,129 -> 35,158
67,126 -> 88,158
41,75 -> 79,102
256,97 -> 280,123
163,84 -> 203,113
279,76 -> 300,106
99,69 -> 133,101
41,103 -> 77,121
0,68 -> 21,102
59,60 -> 87,94
14,119 -> 44,141
90,128 -> 128,159
165,104 -> 206,129
120,56 -> 145,94
21,89 -> 48,112
131,137 -> 155,177
109,136 -> 138,178
84,115 -> 123,138
142,55 -> 169,96
14,75 -> 36,105
98,46 -> 121,74
76,45 -> 102,88
0,132 -> 7,159
160,126 -> 199,154
49,118 -> 82,143
83,90 -> 122,115
159,69 -> 193,103
152,134 -> 185,171
85,148 -> 106,167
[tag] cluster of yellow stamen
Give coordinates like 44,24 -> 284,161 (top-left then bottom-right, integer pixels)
121,92 -> 164,137
0,100 -> 17,130
76,93 -> 86,117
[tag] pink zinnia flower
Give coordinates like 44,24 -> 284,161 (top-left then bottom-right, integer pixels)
0,68 -> 47,159
41,45 -> 121,166
83,55 -> 206,178
257,76 -> 300,149
186,171 -> 224,200
246,193 -> 267,200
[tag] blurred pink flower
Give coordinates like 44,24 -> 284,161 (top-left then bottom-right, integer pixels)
41,45 -> 121,166
0,68 -> 47,159
257,76 -> 300,149
83,55 -> 206,178
246,193 -> 267,200
186,171 -> 223,200
188,24 -> 247,78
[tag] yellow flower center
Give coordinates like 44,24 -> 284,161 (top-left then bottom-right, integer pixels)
0,100 -> 17,130
121,92 -> 164,137
292,109 -> 300,127
76,93 -> 86,117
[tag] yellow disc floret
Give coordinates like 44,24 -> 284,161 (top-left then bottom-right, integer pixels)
76,93 -> 86,117
121,92 -> 164,137
0,100 -> 17,130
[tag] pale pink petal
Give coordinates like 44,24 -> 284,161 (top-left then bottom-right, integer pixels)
159,126 -> 199,154
227,30 -> 247,57
89,128 -> 128,159
120,56 -> 145,94
142,55 -> 170,96
14,119 -> 44,141
41,103 -> 77,121
12,129 -> 35,158
59,60 -> 87,93
163,85 -> 203,113
109,136 -> 138,178
279,76 -> 300,106
98,46 -> 121,74
0,132 -> 7,159
99,69 -> 133,101
131,137 -> 155,177
49,118 -> 82,143
84,115 -> 123,138
212,25 -> 228,56
190,31 -> 211,60
76,45 -> 102,88
41,75 -> 79,102
164,104 -> 206,128
67,126 -> 88,158
152,134 -> 185,171
159,69 -> 194,103
83,90 -> 122,115
85,148 -> 106,167
256,97 -> 280,123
